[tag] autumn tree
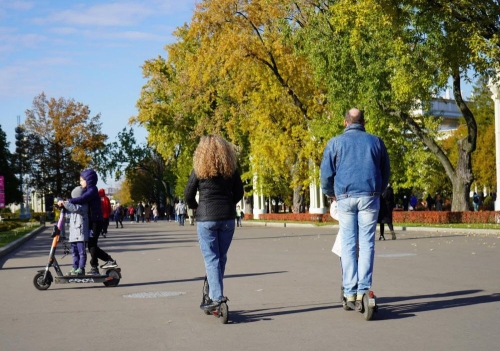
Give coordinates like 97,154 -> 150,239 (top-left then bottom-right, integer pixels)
23,93 -> 107,198
292,0 -> 500,211
134,0 -> 328,212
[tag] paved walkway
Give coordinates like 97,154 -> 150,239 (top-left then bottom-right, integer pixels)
1,221 -> 499,351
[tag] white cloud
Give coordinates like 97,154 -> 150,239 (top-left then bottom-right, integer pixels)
0,32 -> 47,46
0,0 -> 34,11
34,2 -> 155,27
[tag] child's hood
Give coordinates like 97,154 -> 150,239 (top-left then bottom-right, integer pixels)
80,169 -> 98,187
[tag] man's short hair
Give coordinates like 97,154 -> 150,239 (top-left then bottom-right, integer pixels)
345,109 -> 364,124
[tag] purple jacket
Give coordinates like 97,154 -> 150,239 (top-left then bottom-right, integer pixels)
68,169 -> 103,222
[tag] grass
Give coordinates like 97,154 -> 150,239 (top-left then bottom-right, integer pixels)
0,224 -> 41,248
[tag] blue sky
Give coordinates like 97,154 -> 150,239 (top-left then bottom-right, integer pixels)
0,0 -> 197,159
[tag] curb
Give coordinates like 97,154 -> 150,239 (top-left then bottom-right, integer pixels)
0,225 -> 46,259
242,221 -> 500,235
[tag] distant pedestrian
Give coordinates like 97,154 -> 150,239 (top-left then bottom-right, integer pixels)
472,192 -> 480,212
379,184 -> 396,240
114,202 -> 124,228
410,194 -> 418,211
235,205 -> 243,227
176,200 -> 187,226
152,203 -> 159,222
426,194 -> 433,211
99,188 -> 112,237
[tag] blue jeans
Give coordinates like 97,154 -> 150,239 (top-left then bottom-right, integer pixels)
197,220 -> 235,301
338,196 -> 379,297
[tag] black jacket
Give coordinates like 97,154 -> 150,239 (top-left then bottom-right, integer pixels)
184,170 -> 244,222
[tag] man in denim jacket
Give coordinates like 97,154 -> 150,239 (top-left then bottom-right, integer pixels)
320,108 -> 390,309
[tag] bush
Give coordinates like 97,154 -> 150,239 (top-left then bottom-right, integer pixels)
257,211 -> 500,224
259,213 -> 336,223
0,222 -> 22,232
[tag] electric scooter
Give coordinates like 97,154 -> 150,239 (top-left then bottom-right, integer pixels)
340,286 -> 378,320
200,276 -> 229,324
33,206 -> 121,290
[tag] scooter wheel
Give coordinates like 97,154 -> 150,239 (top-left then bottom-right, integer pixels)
362,293 -> 375,321
103,269 -> 120,287
219,302 -> 229,324
33,273 -> 51,290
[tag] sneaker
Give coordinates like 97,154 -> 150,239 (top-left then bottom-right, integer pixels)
391,231 -> 396,240
88,267 -> 100,275
66,268 -> 77,276
100,260 -> 118,269
75,268 -> 85,276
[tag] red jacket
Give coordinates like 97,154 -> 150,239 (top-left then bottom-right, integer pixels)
98,188 -> 112,219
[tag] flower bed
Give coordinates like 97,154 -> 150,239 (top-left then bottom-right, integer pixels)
258,211 -> 500,224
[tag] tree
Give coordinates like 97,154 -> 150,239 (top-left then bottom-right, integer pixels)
134,0 -> 328,212
23,93 -> 107,198
294,0 -> 500,211
98,127 -> 177,206
443,76 -> 496,191
0,124 -> 22,205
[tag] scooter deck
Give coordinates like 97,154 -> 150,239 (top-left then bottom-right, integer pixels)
54,274 -> 112,284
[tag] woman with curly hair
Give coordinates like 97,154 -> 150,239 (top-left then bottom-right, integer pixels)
184,135 -> 244,311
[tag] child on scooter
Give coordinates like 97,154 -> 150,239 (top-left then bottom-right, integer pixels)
58,169 -> 117,275
61,186 -> 89,276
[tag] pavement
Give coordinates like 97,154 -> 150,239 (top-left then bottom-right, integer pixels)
1,220 -> 500,351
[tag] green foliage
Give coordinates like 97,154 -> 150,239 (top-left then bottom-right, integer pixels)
0,124 -> 22,204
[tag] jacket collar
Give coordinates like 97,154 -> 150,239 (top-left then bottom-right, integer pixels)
344,123 -> 365,133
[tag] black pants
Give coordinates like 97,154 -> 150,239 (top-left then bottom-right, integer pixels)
88,221 -> 112,268
115,217 -> 123,228
102,218 -> 109,234
379,221 -> 394,236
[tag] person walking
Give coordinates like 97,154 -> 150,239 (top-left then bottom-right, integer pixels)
235,205 -> 243,227
152,203 -> 159,222
98,188 -> 112,238
114,202 -> 124,228
379,184 -> 396,240
184,135 -> 244,311
320,108 -> 390,310
175,200 -> 187,226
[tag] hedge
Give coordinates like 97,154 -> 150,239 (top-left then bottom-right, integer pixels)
258,211 -> 500,224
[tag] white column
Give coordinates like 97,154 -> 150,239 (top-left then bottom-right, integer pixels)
252,173 -> 265,219
489,76 -> 500,210
309,181 -> 327,214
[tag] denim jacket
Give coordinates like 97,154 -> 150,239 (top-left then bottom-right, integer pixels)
320,124 -> 390,200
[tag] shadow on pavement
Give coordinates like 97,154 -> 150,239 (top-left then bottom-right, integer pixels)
117,271 -> 288,288
229,303 -> 335,324
377,290 -> 500,320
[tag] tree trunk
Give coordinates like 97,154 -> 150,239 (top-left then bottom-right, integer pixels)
451,138 -> 474,211
293,185 -> 303,213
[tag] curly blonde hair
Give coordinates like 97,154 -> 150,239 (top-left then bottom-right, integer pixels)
193,135 -> 237,179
